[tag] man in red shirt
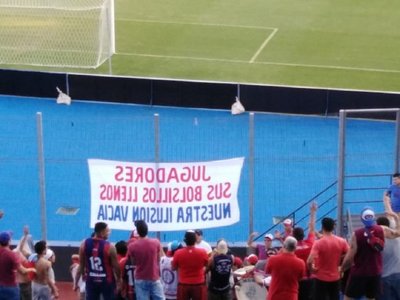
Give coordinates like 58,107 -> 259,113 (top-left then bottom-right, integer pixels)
0,231 -> 36,300
307,217 -> 349,300
341,207 -> 400,300
263,236 -> 306,300
128,220 -> 164,300
172,230 -> 209,300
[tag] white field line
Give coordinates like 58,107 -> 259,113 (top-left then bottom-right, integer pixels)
115,19 -> 400,74
117,52 -> 246,63
257,61 -> 400,74
249,28 -> 278,63
116,52 -> 400,74
117,18 -> 276,30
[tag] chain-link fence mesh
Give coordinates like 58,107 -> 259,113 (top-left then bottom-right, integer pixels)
0,96 -> 396,245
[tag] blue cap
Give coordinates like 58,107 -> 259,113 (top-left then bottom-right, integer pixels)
0,231 -> 11,244
168,240 -> 182,252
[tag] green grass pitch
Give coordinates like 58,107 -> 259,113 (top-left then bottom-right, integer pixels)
2,0 -> 400,92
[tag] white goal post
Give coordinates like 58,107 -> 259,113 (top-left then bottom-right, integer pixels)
0,0 -> 115,69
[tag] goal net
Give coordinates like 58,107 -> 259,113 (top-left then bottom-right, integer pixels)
0,0 -> 115,69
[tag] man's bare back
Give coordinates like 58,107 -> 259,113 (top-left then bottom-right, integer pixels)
34,257 -> 51,285
33,257 -> 58,299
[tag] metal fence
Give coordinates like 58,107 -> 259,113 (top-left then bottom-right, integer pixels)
0,95 -> 397,246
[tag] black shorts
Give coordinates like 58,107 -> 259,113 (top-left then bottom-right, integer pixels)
345,274 -> 381,299
313,279 -> 340,300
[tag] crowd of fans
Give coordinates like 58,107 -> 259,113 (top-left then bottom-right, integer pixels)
2,173 -> 400,300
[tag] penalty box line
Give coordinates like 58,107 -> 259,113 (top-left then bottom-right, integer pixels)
117,18 -> 279,63
249,28 -> 278,63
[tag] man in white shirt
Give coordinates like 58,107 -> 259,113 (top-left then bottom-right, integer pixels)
195,229 -> 212,255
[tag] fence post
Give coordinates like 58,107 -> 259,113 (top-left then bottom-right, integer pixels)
395,110 -> 400,173
248,112 -> 255,235
36,112 -> 47,241
154,113 -> 161,240
337,110 -> 346,237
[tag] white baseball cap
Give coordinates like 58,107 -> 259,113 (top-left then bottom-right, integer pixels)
264,233 -> 273,240
283,219 -> 292,226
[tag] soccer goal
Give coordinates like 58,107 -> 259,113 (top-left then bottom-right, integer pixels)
0,0 -> 115,69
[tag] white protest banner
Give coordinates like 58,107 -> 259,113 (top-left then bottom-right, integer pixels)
88,157 -> 244,231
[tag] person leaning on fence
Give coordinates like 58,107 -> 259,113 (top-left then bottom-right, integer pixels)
384,172 -> 400,214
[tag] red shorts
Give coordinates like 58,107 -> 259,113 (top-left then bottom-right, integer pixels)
177,283 -> 207,300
